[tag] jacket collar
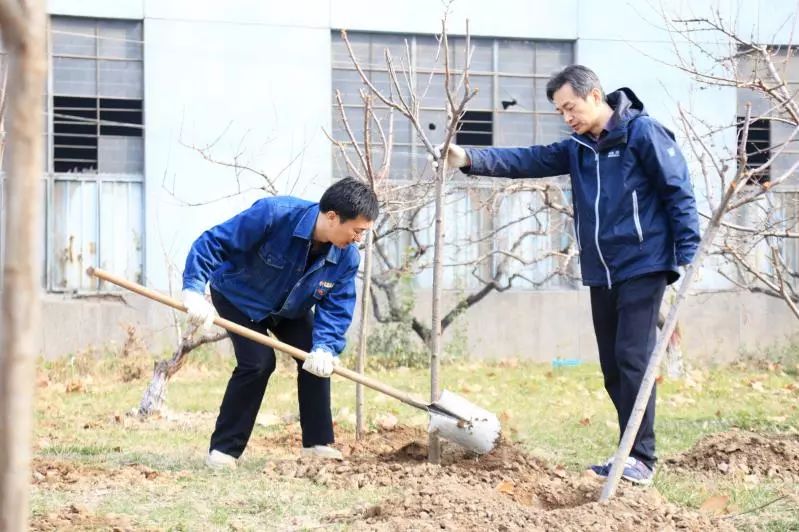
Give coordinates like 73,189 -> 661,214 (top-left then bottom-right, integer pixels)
573,87 -> 647,151
293,203 -> 341,264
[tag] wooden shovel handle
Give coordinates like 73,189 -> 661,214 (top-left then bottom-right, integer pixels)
86,267 -> 430,412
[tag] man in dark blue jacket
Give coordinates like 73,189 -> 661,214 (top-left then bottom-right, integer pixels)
182,177 -> 378,468
439,65 -> 700,485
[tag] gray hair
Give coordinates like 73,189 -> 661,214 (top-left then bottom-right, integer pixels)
545,65 -> 605,102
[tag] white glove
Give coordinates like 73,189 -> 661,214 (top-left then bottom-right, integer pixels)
182,289 -> 216,330
429,143 -> 470,170
302,348 -> 339,378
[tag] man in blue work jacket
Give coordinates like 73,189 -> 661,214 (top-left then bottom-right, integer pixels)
182,177 -> 379,468
437,65 -> 700,485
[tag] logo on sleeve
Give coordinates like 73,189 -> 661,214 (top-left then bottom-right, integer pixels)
667,147 -> 676,157
607,150 -> 621,158
316,280 -> 334,297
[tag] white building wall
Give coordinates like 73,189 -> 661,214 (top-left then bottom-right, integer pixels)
36,0 -> 799,359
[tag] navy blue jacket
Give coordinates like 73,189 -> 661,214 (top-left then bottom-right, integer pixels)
183,197 -> 360,355
465,88 -> 700,287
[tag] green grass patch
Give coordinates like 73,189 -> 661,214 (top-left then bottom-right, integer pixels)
32,350 -> 799,529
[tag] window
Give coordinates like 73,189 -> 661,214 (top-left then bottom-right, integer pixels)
737,47 -> 799,187
330,33 -> 573,180
47,17 -> 144,291
457,111 -> 493,146
330,33 -> 576,290
736,117 -> 771,183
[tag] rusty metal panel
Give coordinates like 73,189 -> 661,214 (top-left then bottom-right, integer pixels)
99,180 -> 143,287
51,179 -> 99,291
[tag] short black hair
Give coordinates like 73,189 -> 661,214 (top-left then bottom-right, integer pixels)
545,65 -> 605,102
319,176 -> 379,222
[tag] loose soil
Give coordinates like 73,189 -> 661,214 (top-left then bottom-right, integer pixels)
664,428 -> 799,478
263,425 -> 734,531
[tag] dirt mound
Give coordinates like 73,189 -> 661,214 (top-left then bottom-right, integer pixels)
32,503 -> 138,532
31,458 -> 165,488
259,426 -> 732,531
664,429 -> 799,478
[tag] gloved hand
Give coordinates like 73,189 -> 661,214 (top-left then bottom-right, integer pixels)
182,289 -> 216,330
429,143 -> 470,170
302,348 -> 339,378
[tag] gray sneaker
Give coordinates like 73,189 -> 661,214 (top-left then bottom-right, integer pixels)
300,445 -> 343,460
621,457 -> 654,486
205,449 -> 237,470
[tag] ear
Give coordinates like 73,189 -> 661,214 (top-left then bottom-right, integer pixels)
591,87 -> 603,104
324,210 -> 338,223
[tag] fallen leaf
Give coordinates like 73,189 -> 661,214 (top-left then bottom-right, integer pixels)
65,381 -> 83,393
699,494 -> 729,514
579,417 -> 591,426
496,480 -> 515,495
655,375 -> 664,385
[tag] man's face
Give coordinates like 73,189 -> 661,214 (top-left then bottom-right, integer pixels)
552,83 -> 603,136
324,212 -> 373,248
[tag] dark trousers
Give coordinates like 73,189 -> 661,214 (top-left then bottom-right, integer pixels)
590,272 -> 667,470
209,289 -> 334,457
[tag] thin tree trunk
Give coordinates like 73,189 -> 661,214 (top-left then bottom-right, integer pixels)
428,166 -> 446,464
355,230 -> 373,440
0,1 -> 47,529
138,330 -> 227,416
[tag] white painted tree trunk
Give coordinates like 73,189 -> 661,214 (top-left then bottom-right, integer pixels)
0,1 -> 47,529
138,330 -> 226,416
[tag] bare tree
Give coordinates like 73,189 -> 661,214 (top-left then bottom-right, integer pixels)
333,32 -> 580,351
0,0 -> 47,529
332,9 -> 584,460
663,10 -> 799,320
326,89 -> 392,439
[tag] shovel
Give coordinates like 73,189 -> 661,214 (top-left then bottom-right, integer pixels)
87,267 -> 501,455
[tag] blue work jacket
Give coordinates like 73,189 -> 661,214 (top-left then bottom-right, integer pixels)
183,196 -> 360,355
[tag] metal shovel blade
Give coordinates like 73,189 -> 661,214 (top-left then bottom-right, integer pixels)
427,390 -> 501,455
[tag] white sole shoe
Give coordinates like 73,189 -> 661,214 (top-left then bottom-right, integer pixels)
206,449 -> 237,470
300,445 -> 343,460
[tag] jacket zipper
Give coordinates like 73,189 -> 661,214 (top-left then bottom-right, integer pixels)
632,190 -> 644,244
571,137 -> 612,288
575,217 -> 582,252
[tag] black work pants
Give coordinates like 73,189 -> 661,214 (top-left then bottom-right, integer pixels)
590,272 -> 667,469
208,288 -> 334,457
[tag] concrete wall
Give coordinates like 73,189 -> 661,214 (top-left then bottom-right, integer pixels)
39,288 -> 798,362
